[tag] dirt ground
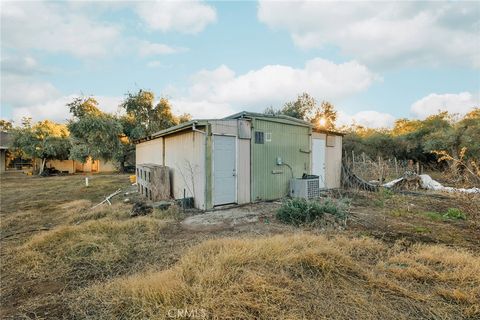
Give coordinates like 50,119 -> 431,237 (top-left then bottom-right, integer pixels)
1,173 -> 479,318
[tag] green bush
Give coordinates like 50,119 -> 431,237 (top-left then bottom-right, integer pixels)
276,198 -> 349,226
443,208 -> 466,220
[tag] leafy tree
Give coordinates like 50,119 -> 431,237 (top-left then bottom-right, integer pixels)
67,97 -> 123,167
10,118 -> 71,175
265,93 -> 338,130
311,101 -> 337,130
67,97 -> 102,118
0,120 -> 13,131
120,90 -> 185,139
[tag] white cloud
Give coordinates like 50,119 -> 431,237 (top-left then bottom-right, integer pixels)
135,0 -> 216,34
170,98 -> 236,119
1,75 -> 61,108
0,55 -> 48,75
139,42 -> 188,56
161,58 -> 378,120
185,58 -> 378,110
338,110 -> 396,128
11,94 -> 124,124
1,1 -> 121,59
410,92 -> 479,119
258,1 -> 480,68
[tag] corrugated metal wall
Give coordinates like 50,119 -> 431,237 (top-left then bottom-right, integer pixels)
164,132 -> 206,210
135,138 -> 163,166
252,119 -> 310,201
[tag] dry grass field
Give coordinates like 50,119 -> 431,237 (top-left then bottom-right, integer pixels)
1,173 -> 479,319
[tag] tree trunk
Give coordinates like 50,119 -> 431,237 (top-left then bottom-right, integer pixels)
38,158 -> 46,175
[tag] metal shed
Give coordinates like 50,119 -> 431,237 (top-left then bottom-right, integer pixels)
135,111 -> 343,210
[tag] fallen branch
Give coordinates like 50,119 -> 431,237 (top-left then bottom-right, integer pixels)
91,188 -> 122,209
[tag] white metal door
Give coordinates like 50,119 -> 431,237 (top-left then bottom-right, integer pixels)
213,135 -> 236,205
312,138 -> 326,188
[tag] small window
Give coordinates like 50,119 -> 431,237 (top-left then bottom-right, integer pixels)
255,131 -> 264,144
149,189 -> 152,200
326,135 -> 336,147
265,132 -> 272,142
148,172 -> 151,182
136,168 -> 139,177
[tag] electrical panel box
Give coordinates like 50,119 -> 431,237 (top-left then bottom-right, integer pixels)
237,119 -> 251,139
289,178 -> 320,199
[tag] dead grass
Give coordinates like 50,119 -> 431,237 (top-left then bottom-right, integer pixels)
14,217 -> 167,287
71,234 -> 480,320
2,174 -> 479,319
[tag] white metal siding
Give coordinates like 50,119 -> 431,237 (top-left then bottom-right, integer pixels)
136,138 -> 163,166
237,138 -> 251,204
164,132 -> 206,210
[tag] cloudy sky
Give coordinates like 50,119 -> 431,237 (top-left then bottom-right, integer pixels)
1,0 -> 479,128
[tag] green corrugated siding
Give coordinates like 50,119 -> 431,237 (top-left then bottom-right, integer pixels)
252,119 -> 310,201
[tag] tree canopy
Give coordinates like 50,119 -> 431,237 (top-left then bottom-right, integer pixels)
265,92 -> 338,130
10,118 -> 71,174
120,90 -> 191,139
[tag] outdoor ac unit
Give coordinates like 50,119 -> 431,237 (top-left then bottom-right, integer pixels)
289,178 -> 320,199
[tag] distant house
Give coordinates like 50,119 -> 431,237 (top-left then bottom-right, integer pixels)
0,132 -> 10,173
43,158 -> 117,173
135,111 -> 343,210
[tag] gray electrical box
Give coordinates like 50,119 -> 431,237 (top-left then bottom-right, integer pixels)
289,178 -> 320,199
237,119 -> 251,139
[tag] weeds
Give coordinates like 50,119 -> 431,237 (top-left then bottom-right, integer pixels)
443,208 -> 466,220
276,197 -> 349,226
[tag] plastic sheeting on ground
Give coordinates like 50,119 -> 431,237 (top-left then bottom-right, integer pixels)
382,174 -> 480,194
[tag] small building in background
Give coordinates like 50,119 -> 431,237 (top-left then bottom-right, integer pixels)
135,111 -> 343,210
0,132 -> 11,173
44,158 -> 117,173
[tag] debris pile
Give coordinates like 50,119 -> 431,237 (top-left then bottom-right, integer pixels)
383,173 -> 480,194
130,201 -> 153,217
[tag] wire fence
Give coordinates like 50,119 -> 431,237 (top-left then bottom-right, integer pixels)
343,151 -> 424,183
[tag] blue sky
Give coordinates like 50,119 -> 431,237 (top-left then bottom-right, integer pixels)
1,0 -> 479,127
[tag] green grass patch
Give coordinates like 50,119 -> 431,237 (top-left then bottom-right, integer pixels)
443,208 -> 466,220
413,226 -> 431,233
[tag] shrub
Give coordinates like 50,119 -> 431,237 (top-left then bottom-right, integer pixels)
443,208 -> 466,220
276,198 -> 349,226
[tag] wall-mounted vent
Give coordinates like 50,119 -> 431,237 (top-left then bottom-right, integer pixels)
255,131 -> 264,144
326,135 -> 336,147
265,132 -> 272,142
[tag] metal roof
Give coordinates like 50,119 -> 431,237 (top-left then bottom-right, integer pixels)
224,111 -> 312,127
135,111 -> 344,143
